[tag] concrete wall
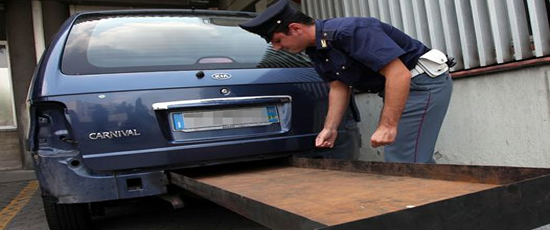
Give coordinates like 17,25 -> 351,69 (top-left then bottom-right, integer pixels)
6,0 -> 37,169
357,64 -> 550,168
0,131 -> 21,170
41,1 -> 70,45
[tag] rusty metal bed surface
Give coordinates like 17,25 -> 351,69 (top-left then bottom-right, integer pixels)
169,158 -> 550,230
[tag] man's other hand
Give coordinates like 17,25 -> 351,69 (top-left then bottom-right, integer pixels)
370,125 -> 397,148
315,128 -> 338,148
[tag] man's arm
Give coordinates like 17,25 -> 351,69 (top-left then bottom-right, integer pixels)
371,58 -> 411,148
315,80 -> 351,148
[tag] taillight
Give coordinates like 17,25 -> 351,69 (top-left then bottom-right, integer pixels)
28,103 -> 77,153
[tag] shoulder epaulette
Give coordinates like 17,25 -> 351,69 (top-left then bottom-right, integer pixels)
321,30 -> 337,41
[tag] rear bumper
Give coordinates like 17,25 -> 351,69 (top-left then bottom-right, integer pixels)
33,127 -> 359,204
82,134 -> 319,171
32,150 -> 292,204
33,151 -> 168,204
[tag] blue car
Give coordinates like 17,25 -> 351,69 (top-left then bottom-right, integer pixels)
27,9 -> 361,230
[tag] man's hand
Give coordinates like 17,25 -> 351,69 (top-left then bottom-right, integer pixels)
372,58 -> 411,148
316,128 -> 338,148
316,80 -> 350,148
370,125 -> 397,148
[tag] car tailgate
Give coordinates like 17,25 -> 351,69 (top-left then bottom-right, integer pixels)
43,69 -> 330,171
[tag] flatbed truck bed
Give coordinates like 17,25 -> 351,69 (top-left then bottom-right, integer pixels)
169,157 -> 550,230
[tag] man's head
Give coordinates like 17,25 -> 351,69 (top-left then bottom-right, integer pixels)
239,0 -> 315,53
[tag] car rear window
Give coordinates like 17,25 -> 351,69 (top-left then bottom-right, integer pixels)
62,13 -> 312,75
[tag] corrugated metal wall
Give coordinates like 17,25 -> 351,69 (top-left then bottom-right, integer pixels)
301,0 -> 550,71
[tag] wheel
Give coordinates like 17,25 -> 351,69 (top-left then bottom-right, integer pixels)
42,196 -> 92,230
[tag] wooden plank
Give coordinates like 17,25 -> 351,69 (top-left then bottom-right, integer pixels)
189,166 -> 498,226
171,158 -> 550,229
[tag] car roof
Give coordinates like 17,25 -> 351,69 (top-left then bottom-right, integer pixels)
72,8 -> 258,19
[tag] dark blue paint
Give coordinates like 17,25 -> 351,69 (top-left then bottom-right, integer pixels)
52,82 -> 329,170
27,10 -> 361,206
28,10 -> 356,172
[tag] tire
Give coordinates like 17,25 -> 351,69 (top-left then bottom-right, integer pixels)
42,196 -> 92,230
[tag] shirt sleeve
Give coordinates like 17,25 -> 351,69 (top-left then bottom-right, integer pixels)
312,64 -> 335,82
336,18 -> 406,72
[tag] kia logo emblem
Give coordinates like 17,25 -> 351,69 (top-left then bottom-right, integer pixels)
211,73 -> 232,80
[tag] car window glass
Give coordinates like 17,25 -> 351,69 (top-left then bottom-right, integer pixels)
62,14 -> 312,75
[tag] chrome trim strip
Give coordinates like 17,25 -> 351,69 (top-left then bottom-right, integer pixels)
82,133 -> 316,159
152,95 -> 292,110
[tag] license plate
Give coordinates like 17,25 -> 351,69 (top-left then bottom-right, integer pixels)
171,105 -> 280,132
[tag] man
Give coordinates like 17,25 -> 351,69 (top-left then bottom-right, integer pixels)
240,0 -> 453,163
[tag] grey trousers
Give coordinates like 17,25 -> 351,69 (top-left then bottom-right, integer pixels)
384,72 -> 453,163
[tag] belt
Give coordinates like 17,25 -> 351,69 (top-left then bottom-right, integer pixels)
410,49 -> 449,78
410,65 -> 425,78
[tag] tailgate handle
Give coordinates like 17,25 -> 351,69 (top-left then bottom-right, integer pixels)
152,95 -> 292,110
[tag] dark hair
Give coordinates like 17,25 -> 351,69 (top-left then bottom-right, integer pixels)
274,11 -> 315,35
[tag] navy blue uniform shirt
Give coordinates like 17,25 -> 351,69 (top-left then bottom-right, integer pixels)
305,17 -> 430,93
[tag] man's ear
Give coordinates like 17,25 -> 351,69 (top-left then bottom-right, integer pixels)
288,23 -> 303,34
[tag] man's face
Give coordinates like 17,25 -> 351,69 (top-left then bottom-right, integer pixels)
270,25 -> 308,53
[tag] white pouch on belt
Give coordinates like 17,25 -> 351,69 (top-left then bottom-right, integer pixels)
417,49 -> 449,78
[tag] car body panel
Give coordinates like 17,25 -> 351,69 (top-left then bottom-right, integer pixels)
49,81 -> 330,170
27,9 -> 361,204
